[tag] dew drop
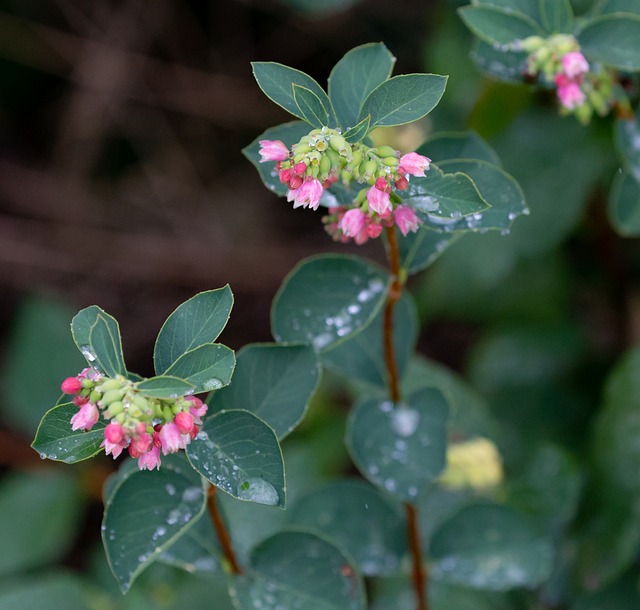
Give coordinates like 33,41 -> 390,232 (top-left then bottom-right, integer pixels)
391,407 -> 420,437
202,378 -> 223,391
236,478 -> 279,506
80,345 -> 97,362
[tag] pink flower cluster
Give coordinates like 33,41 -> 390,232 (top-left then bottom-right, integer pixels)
555,51 -> 589,110
61,370 -> 207,471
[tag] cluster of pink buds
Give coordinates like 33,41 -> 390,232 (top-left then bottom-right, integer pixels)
61,369 -> 207,471
259,128 -> 428,244
520,34 -> 616,123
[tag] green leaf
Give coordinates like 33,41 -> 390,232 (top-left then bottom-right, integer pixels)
293,84 -> 330,128
207,343 -> 320,439
322,292 -> 418,388
417,131 -> 501,166
289,479 -> 406,576
607,172 -> 640,237
539,0 -> 574,33
343,115 -> 371,143
242,121 -> 311,196
578,14 -> 640,70
346,389 -> 449,502
71,306 -> 126,377
0,573 -> 94,610
615,115 -> 640,183
358,74 -> 448,128
251,62 -> 335,125
3,295 -> 86,435
435,159 -> 527,231
429,503 -> 554,590
271,254 -> 389,352
473,0 -> 540,22
154,286 -> 233,374
187,409 -> 285,508
593,0 -> 640,15
102,459 -> 208,593
470,40 -> 529,84
328,42 -> 396,129
231,530 -> 366,610
458,6 -> 543,47
0,471 -> 83,576
398,230 -> 463,274
136,375 -> 195,398
401,166 -> 490,224
164,343 -> 235,393
32,401 -> 107,463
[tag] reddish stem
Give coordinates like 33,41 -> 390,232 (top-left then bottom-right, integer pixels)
207,485 -> 243,575
384,225 -> 429,610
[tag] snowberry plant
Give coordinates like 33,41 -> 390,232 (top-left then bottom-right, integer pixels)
33,42 -> 532,609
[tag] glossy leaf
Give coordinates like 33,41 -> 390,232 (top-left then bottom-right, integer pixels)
398,229 -> 463,274
429,503 -> 554,590
187,409 -> 285,508
322,291 -> 418,388
578,14 -> 640,71
607,171 -> 640,237
0,573 -> 94,610
231,530 -> 366,610
271,254 -> 389,352
0,471 -> 82,576
289,479 -> 406,576
401,166 -> 490,223
470,41 -> 529,84
242,121 -> 311,196
154,287 -> 233,374
71,306 -> 126,377
294,84 -> 330,128
164,343 -> 235,393
358,74 -> 448,128
251,62 -> 335,125
346,389 -> 449,502
614,115 -> 640,183
538,0 -> 574,34
594,0 -> 640,15
473,0 -> 540,22
207,343 -> 320,439
418,131 -> 501,166
434,159 -> 527,231
328,42 -> 396,129
32,401 -> 107,463
136,375 -> 195,398
102,459 -> 207,593
458,6 -> 543,47
343,115 -> 371,143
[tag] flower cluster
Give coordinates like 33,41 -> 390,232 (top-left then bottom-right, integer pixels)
438,437 -> 503,490
521,34 -> 615,123
258,127 -> 428,243
61,368 -> 207,471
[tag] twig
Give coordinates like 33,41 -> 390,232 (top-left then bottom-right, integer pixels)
207,485 -> 243,575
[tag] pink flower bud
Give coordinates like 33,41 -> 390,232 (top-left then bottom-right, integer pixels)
104,422 -> 125,444
366,221 -> 383,239
70,401 -> 100,431
339,208 -> 366,238
294,162 -> 307,176
394,205 -> 422,236
375,177 -> 391,193
557,81 -> 586,110
288,174 -> 303,190
73,394 -> 90,406
258,140 -> 289,163
279,168 -> 292,184
562,51 -> 589,79
61,377 -> 82,394
395,176 -> 409,190
399,152 -> 431,177
175,411 -> 195,435
132,432 -> 152,454
367,185 -> 392,215
138,446 -> 161,471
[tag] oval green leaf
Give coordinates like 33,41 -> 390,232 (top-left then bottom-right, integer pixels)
271,254 -> 389,352
135,375 -> 195,398
458,5 -> 543,47
294,84 -> 331,128
164,343 -> 235,393
578,14 -> 640,71
154,286 -> 233,375
539,0 -> 574,34
32,401 -> 107,463
615,115 -> 640,183
71,306 -> 126,377
346,388 -> 449,502
343,115 -> 371,143
207,343 -> 320,439
398,230 -> 463,274
429,503 -> 554,591
328,42 -> 396,129
231,530 -> 366,610
102,460 -> 207,593
289,479 -> 407,576
359,74 -> 448,128
187,409 -> 285,508
608,171 -> 640,237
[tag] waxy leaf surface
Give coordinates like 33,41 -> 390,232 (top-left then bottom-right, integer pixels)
164,343 -> 235,393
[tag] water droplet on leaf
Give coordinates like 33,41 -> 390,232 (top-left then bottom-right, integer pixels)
236,477 -> 279,506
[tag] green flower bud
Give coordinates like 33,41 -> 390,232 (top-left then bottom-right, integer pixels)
107,401 -> 123,416
163,406 -> 174,423
325,148 -> 340,166
319,154 -> 332,178
315,139 -> 328,152
101,388 -> 123,406
362,159 -> 377,179
171,402 -> 182,415
375,145 -> 397,158
89,390 -> 101,403
329,135 -> 349,156
81,379 -> 94,389
382,156 -> 398,167
128,405 -> 141,418
293,143 -> 312,155
115,413 -> 126,424
100,379 -> 122,392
